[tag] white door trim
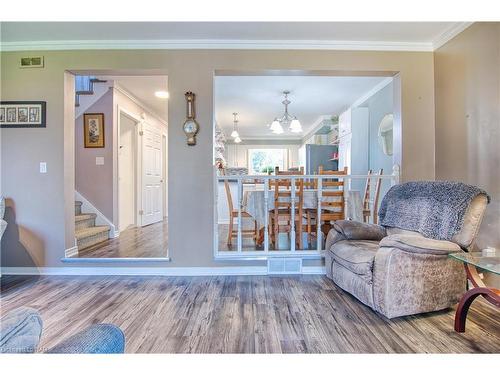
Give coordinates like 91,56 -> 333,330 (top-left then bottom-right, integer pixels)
116,106 -> 141,232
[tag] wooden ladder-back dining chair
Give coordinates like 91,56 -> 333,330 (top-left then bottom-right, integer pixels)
362,170 -> 373,223
306,166 -> 348,245
270,166 -> 305,249
222,170 -> 258,248
362,168 -> 383,224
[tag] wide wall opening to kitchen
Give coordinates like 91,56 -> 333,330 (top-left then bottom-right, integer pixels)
213,71 -> 401,258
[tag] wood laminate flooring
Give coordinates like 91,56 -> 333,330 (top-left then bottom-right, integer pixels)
1,275 -> 499,353
74,221 -> 168,258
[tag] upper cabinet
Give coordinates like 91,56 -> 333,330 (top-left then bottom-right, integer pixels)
337,107 -> 369,190
338,109 -> 352,137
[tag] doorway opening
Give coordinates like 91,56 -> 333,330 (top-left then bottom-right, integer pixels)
67,71 -> 169,260
213,70 -> 402,258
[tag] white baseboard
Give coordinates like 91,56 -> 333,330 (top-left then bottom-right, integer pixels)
64,246 -> 78,258
301,266 -> 326,275
75,191 -> 117,238
1,266 -> 325,276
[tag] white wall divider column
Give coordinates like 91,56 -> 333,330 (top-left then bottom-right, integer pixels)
290,177 -> 296,252
264,179 -> 269,252
316,177 -> 323,252
237,178 -> 243,253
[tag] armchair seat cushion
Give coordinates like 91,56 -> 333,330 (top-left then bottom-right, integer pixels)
330,240 -> 379,279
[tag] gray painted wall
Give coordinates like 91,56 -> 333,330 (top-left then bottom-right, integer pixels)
358,82 -> 394,203
0,49 -> 435,269
361,82 -> 394,176
434,22 -> 500,253
75,89 -> 114,220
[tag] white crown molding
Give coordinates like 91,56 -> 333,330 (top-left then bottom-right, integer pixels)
350,77 -> 394,108
112,84 -> 168,127
0,39 -> 435,52
0,23 -> 474,53
302,115 -> 334,143
0,265 -> 325,276
432,22 -> 473,50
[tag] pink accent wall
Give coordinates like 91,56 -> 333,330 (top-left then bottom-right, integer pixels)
75,89 -> 114,220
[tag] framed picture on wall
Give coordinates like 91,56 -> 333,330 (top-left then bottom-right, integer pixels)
0,101 -> 46,128
83,113 -> 105,148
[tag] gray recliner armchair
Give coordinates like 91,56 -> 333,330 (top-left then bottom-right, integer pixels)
325,181 -> 489,319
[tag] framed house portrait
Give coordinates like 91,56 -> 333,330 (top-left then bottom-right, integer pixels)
83,113 -> 105,148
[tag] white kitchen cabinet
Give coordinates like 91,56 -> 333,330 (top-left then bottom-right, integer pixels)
338,108 -> 352,137
338,107 -> 369,190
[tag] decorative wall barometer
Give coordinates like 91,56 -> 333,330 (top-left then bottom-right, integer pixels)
183,91 -> 199,146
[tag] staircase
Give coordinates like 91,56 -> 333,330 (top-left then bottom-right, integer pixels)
75,201 -> 110,251
75,76 -> 107,107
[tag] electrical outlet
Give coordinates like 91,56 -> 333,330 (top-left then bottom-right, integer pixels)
39,162 -> 47,173
96,157 -> 104,165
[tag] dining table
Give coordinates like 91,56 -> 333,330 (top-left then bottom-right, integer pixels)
242,185 -> 363,230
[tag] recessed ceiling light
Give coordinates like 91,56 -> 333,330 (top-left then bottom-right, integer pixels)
155,91 -> 169,99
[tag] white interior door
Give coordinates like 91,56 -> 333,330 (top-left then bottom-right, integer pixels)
141,122 -> 163,226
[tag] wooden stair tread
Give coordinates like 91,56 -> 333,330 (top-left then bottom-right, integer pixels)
75,226 -> 110,239
75,213 -> 97,222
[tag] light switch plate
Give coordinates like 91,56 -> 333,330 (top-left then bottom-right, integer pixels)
96,157 -> 104,165
39,162 -> 47,173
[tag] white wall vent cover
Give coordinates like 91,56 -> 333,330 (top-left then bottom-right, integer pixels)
19,56 -> 44,68
267,258 -> 302,275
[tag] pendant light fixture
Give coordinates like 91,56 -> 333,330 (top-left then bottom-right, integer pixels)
230,112 -> 240,138
270,91 -> 302,134
231,112 -> 242,143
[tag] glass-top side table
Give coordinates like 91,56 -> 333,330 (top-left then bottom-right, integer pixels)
449,250 -> 500,332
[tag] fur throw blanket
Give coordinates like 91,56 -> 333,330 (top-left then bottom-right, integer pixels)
378,181 -> 489,240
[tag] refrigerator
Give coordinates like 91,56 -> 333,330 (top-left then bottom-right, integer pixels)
300,144 -> 338,175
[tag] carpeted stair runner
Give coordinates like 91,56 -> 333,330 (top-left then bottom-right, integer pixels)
74,201 -> 110,250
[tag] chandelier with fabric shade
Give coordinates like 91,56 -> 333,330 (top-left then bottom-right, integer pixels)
270,91 -> 302,134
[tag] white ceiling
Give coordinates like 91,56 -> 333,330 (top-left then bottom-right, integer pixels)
97,75 -> 168,121
0,22 -> 470,50
215,75 -> 389,140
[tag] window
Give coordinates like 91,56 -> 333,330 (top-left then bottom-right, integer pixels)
248,148 -> 287,175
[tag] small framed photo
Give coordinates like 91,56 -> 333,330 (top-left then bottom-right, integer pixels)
0,101 -> 46,128
18,107 -> 29,122
84,113 -> 105,148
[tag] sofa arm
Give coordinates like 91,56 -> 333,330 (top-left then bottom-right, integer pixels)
46,324 -> 125,354
372,246 -> 466,318
379,234 -> 462,255
325,220 -> 387,250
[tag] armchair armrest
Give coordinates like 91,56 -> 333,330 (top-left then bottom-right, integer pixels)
325,220 -> 387,250
379,234 -> 462,255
